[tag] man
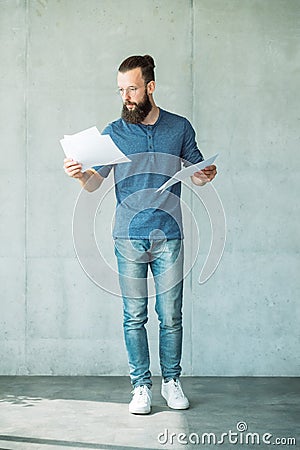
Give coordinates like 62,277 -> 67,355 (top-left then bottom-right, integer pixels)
64,55 -> 217,414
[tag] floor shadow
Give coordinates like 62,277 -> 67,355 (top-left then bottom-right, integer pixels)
0,434 -> 154,450
0,376 -> 131,405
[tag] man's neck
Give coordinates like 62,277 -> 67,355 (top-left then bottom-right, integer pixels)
141,104 -> 160,125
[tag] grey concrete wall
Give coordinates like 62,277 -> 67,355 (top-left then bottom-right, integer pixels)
1,0 -> 299,375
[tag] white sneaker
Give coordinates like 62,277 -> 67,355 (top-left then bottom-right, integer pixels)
129,385 -> 152,414
161,378 -> 189,409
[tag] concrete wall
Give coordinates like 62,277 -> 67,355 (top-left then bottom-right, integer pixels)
1,0 -> 299,375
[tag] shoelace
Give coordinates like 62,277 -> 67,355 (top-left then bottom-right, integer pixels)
171,380 -> 185,399
132,386 -> 149,402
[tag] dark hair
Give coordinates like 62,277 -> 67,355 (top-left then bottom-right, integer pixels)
118,55 -> 155,83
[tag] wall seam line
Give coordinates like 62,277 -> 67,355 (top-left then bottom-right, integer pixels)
24,0 -> 29,374
190,0 -> 195,376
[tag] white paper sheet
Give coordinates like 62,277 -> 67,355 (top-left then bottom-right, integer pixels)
60,126 -> 131,172
156,154 -> 218,193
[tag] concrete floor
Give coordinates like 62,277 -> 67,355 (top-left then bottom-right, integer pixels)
0,377 -> 299,450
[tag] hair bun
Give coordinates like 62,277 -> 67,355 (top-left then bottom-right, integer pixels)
143,55 -> 155,69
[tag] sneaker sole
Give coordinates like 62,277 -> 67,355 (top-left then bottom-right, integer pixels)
165,402 -> 189,410
161,392 -> 190,410
129,406 -> 151,415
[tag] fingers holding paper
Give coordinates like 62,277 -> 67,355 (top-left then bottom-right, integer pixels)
63,158 -> 84,179
192,164 -> 217,185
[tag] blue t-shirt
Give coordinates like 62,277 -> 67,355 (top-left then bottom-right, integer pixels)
93,108 -> 203,239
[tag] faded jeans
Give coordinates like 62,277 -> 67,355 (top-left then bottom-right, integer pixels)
114,238 -> 184,388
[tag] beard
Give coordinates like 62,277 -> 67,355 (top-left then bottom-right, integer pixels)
121,90 -> 153,124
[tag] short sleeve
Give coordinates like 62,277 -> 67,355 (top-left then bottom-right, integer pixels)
92,165 -> 113,178
92,124 -> 113,177
181,119 -> 204,167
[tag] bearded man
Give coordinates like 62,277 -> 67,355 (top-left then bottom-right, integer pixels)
64,55 -> 217,414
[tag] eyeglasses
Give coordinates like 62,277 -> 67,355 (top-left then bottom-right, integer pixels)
116,82 -> 150,97
116,86 -> 142,97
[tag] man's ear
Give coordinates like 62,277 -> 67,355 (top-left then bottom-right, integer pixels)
147,80 -> 156,95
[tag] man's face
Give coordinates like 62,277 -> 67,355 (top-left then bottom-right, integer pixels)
117,68 -> 153,124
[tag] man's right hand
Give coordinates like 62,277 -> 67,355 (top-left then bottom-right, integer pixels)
63,158 -> 84,179
63,158 -> 104,192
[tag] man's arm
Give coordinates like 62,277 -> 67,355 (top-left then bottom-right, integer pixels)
63,158 -> 104,192
180,119 -> 217,186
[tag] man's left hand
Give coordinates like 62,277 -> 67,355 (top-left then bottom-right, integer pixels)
192,164 -> 217,186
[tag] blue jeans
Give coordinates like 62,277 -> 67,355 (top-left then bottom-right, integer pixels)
114,238 -> 184,388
